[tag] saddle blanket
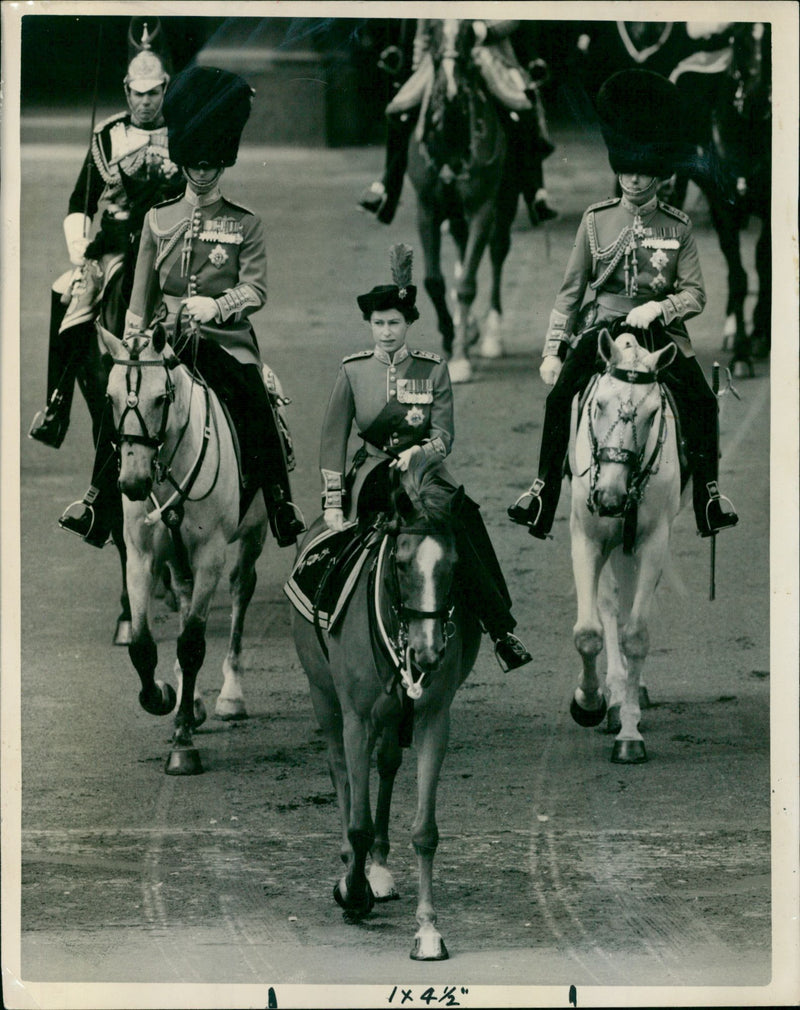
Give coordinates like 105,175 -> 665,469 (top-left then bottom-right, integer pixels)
284,521 -> 379,631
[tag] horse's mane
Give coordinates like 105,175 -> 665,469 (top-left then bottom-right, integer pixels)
398,453 -> 455,527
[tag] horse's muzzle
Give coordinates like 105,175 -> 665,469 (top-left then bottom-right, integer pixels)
118,475 -> 153,501
593,489 -> 628,517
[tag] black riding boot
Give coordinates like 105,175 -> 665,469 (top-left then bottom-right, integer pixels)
456,500 -> 532,671
508,334 -> 600,538
29,289 -> 90,448
58,401 -> 118,548
505,108 -> 556,227
662,353 -> 739,537
358,111 -> 417,225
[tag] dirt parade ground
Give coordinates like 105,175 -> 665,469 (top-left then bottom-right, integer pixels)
4,29 -> 799,1010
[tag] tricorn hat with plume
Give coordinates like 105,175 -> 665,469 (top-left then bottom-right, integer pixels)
357,243 -> 419,322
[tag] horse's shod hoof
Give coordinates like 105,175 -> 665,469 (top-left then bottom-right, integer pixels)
165,746 -> 203,775
334,879 -> 374,919
605,703 -> 622,735
732,358 -> 754,379
477,335 -> 504,359
638,686 -> 652,709
214,697 -> 248,721
114,619 -> 132,647
367,864 -> 400,902
139,681 -> 176,716
611,739 -> 648,764
410,932 -> 449,961
570,694 -> 608,728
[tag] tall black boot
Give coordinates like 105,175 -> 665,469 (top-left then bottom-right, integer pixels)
358,112 -> 416,225
58,404 -> 118,548
691,453 -> 739,537
29,289 -> 88,448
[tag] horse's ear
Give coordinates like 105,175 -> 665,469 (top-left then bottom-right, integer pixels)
647,341 -> 677,374
151,322 -> 167,354
96,321 -> 124,359
450,485 -> 466,516
598,328 -> 618,365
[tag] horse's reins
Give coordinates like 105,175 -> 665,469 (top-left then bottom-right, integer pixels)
586,365 -> 669,554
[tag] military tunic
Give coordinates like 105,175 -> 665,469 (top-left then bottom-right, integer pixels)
127,185 -> 267,367
319,344 -> 453,515
543,193 -> 705,358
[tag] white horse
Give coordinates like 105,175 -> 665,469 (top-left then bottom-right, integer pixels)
568,329 -> 682,763
99,322 -> 270,774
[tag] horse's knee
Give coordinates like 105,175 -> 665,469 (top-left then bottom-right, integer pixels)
621,623 -> 649,660
412,821 -> 439,854
177,616 -> 206,675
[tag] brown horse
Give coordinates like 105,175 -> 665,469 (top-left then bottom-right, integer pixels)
407,19 -> 509,384
291,455 -> 481,959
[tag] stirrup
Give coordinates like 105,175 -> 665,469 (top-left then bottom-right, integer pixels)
507,478 -> 545,527
358,181 -> 387,215
29,393 -> 68,448
58,496 -> 110,548
494,633 -> 533,672
700,481 -> 739,537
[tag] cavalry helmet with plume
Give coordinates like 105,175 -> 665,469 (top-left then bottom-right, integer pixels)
124,17 -> 170,92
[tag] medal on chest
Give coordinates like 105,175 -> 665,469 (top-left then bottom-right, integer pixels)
208,244 -> 229,269
405,405 -> 425,427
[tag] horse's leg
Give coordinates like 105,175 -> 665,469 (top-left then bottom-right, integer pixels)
750,213 -> 771,359
368,714 -> 403,902
334,708 -> 376,919
598,565 -> 625,735
478,180 -> 517,360
418,200 -> 455,356
449,200 -> 496,384
610,527 -> 670,764
409,703 -> 450,961
709,198 -> 753,376
216,517 -> 268,721
569,522 -> 608,726
126,547 -> 176,717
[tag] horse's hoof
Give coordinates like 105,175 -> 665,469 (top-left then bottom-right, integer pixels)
214,697 -> 248,721
334,878 -> 374,919
639,686 -> 652,709
139,680 -> 176,716
570,693 -> 607,727
114,619 -> 132,647
367,864 -> 400,902
732,359 -> 754,379
477,335 -> 504,359
611,739 -> 648,764
165,746 -> 203,775
193,698 -> 207,730
410,931 -> 449,961
448,358 -> 472,384
605,703 -> 622,735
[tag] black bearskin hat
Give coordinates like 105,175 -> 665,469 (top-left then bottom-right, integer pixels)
596,69 -> 693,178
164,66 -> 254,168
357,243 -> 419,322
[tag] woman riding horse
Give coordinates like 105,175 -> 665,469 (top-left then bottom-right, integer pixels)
508,69 -> 739,541
318,244 -> 532,673
59,65 -> 305,550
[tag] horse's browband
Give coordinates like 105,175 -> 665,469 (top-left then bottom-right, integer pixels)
608,366 -> 658,385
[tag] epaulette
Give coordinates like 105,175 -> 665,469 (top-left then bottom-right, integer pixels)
221,198 -> 256,217
342,349 -> 374,363
658,202 -> 690,225
585,196 -> 620,214
152,193 -> 184,211
410,349 -> 443,363
93,111 -> 129,135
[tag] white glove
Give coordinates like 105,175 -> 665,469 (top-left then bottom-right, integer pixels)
389,445 -> 422,472
626,301 -> 663,329
183,295 -> 219,324
324,508 -> 346,533
472,20 -> 488,44
539,355 -> 563,386
63,213 -> 91,266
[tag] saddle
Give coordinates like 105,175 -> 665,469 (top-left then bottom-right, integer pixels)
284,518 -> 382,632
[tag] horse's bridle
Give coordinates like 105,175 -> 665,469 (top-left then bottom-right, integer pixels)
586,366 -> 668,515
112,353 -> 177,450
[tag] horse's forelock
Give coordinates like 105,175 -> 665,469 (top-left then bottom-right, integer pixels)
401,455 -> 455,527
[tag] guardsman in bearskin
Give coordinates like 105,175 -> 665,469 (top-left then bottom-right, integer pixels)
358,18 -> 556,226
507,69 -> 739,541
29,18 -> 183,449
318,243 -> 532,672
59,65 -> 305,549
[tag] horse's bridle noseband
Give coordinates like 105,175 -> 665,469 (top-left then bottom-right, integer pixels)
111,353 -> 178,450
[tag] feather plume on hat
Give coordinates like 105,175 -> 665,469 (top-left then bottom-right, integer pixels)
390,243 -> 414,291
